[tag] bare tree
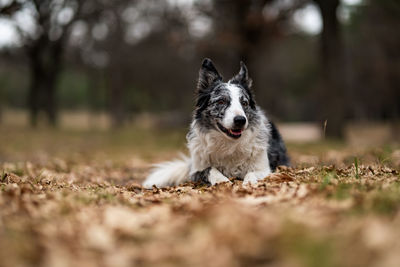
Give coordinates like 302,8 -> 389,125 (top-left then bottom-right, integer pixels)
82,0 -> 194,127
196,0 -> 306,72
313,0 -> 347,137
0,0 -> 90,126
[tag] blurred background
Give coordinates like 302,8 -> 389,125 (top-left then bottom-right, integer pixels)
1,3 -> 400,266
0,0 -> 399,144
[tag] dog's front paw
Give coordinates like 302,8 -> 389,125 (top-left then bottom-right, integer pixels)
243,170 -> 270,186
243,172 -> 259,186
209,168 -> 231,185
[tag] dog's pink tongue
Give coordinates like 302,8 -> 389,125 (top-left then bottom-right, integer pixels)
230,129 -> 242,136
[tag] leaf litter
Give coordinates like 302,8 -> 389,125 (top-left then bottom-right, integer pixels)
0,143 -> 400,267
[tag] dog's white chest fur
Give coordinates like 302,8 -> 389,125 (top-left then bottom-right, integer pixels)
188,118 -> 270,179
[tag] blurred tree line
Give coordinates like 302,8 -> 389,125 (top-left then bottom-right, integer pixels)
0,0 -> 399,137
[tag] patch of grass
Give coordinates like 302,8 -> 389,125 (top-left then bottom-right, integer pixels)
32,172 -> 44,184
354,157 -> 359,179
1,170 -> 6,182
320,171 -> 336,190
373,145 -> 394,166
12,168 -> 24,177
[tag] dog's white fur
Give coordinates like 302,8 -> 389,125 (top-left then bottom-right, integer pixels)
222,84 -> 248,130
143,83 -> 272,189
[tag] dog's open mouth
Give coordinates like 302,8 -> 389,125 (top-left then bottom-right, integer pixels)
217,123 -> 243,139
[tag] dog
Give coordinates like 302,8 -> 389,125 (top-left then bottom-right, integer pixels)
143,58 -> 289,188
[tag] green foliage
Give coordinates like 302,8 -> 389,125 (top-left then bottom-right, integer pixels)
125,86 -> 151,112
57,70 -> 91,109
354,157 -> 359,179
1,170 -> 6,182
0,71 -> 29,108
12,169 -> 24,177
320,171 -> 337,190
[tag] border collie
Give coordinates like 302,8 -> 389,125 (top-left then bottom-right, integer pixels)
143,58 -> 289,188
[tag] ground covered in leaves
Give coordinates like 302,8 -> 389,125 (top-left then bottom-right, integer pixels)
0,127 -> 399,267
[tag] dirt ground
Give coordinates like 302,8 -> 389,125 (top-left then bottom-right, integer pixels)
0,127 -> 399,267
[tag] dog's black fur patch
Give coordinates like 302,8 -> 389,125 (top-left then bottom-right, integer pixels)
191,167 -> 212,186
267,121 -> 290,171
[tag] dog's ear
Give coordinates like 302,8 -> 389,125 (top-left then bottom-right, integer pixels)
197,58 -> 222,91
231,61 -> 253,89
231,61 -> 256,109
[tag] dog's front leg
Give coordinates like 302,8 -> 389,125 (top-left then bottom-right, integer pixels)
191,167 -> 230,186
243,152 -> 271,186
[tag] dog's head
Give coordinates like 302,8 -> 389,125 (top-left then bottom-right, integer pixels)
194,58 -> 257,139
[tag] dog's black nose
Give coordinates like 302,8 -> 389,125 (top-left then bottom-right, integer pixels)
233,116 -> 247,127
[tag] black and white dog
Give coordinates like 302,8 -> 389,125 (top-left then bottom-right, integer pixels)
143,58 -> 289,188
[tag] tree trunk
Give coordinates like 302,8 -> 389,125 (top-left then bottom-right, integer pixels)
108,70 -> 125,128
44,78 -> 57,126
45,42 -> 63,127
108,13 -> 126,128
0,80 -> 3,125
314,0 -> 346,138
27,40 -> 63,127
28,45 -> 43,127
234,0 -> 252,63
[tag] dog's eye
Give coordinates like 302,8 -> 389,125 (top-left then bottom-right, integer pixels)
241,100 -> 249,107
217,99 -> 226,105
